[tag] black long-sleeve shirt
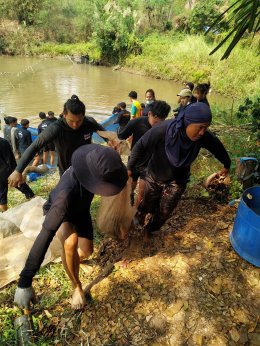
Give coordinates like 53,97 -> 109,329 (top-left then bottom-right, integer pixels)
16,127 -> 32,153
0,137 -> 17,182
18,167 -> 94,288
114,110 -> 131,129
16,116 -> 105,174
128,120 -> 231,184
118,116 -> 151,149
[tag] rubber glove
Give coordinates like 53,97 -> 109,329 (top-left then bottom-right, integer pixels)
14,287 -> 37,310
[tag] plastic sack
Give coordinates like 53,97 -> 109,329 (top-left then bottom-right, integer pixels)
97,178 -> 136,240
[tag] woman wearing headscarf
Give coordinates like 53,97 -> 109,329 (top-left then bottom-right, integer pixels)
128,102 -> 231,242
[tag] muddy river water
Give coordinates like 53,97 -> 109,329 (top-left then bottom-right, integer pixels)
0,56 -> 230,126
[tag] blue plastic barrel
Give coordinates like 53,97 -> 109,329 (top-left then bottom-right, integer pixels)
230,186 -> 260,267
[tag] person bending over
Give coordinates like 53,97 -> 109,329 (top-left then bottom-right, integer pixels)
9,95 -> 105,186
128,102 -> 231,243
14,144 -> 128,310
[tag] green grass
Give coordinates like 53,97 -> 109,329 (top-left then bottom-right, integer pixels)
125,33 -> 260,99
32,41 -> 101,62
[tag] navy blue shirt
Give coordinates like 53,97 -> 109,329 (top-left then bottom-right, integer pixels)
16,127 -> 32,153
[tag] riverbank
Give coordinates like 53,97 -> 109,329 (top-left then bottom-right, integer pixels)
1,23 -> 259,100
124,33 -> 260,100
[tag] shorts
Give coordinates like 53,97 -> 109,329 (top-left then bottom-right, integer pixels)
44,142 -> 55,152
0,181 -> 8,205
63,210 -> 93,240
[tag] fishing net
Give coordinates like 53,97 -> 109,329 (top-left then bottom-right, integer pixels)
97,178 -> 136,240
97,130 -> 131,156
0,197 -> 61,288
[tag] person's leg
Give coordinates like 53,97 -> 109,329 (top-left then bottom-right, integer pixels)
147,181 -> 185,234
135,178 -> 146,208
56,222 -> 87,309
49,151 -> 55,166
32,154 -> 40,167
135,174 -> 163,235
0,181 -> 8,212
42,150 -> 48,164
78,237 -> 93,261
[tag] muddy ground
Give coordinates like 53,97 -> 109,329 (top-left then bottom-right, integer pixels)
23,196 -> 260,346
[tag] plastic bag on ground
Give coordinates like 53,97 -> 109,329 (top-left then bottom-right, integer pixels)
0,197 -> 61,288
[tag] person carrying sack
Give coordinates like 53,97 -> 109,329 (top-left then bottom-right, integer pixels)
14,144 -> 128,310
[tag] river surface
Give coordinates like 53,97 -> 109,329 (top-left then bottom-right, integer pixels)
0,56 -> 230,126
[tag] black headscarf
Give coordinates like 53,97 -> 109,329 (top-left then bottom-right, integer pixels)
165,103 -> 212,168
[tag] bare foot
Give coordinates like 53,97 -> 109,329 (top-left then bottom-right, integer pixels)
71,287 -> 86,310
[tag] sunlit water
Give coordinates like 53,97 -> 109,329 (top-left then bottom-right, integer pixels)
0,56 -> 231,126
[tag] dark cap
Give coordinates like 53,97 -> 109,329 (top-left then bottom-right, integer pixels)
72,144 -> 128,196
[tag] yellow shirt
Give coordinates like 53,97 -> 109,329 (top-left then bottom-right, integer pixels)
131,100 -> 142,118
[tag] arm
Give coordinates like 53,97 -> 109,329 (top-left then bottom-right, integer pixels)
9,125 -> 59,186
201,131 -> 231,174
117,119 -> 136,140
127,126 -> 160,173
10,128 -> 19,157
28,131 -> 32,146
86,116 -> 106,132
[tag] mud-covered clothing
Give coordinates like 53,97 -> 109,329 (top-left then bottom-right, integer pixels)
114,109 -> 131,132
129,120 -> 231,233
130,100 -> 142,118
18,166 -> 94,288
16,127 -> 32,155
118,116 -> 151,150
0,138 -> 34,204
128,120 -> 231,185
16,116 -> 105,175
135,174 -> 185,233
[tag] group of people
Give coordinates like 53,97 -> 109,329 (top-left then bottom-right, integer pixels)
0,88 -> 230,311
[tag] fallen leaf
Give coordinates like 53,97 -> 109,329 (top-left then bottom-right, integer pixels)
230,327 -> 240,342
44,310 -> 52,319
234,309 -> 250,324
166,299 -> 184,316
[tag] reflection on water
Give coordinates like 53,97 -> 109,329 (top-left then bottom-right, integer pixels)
0,56 -> 231,125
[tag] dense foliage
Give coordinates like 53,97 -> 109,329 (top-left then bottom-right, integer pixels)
0,0 -> 258,63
